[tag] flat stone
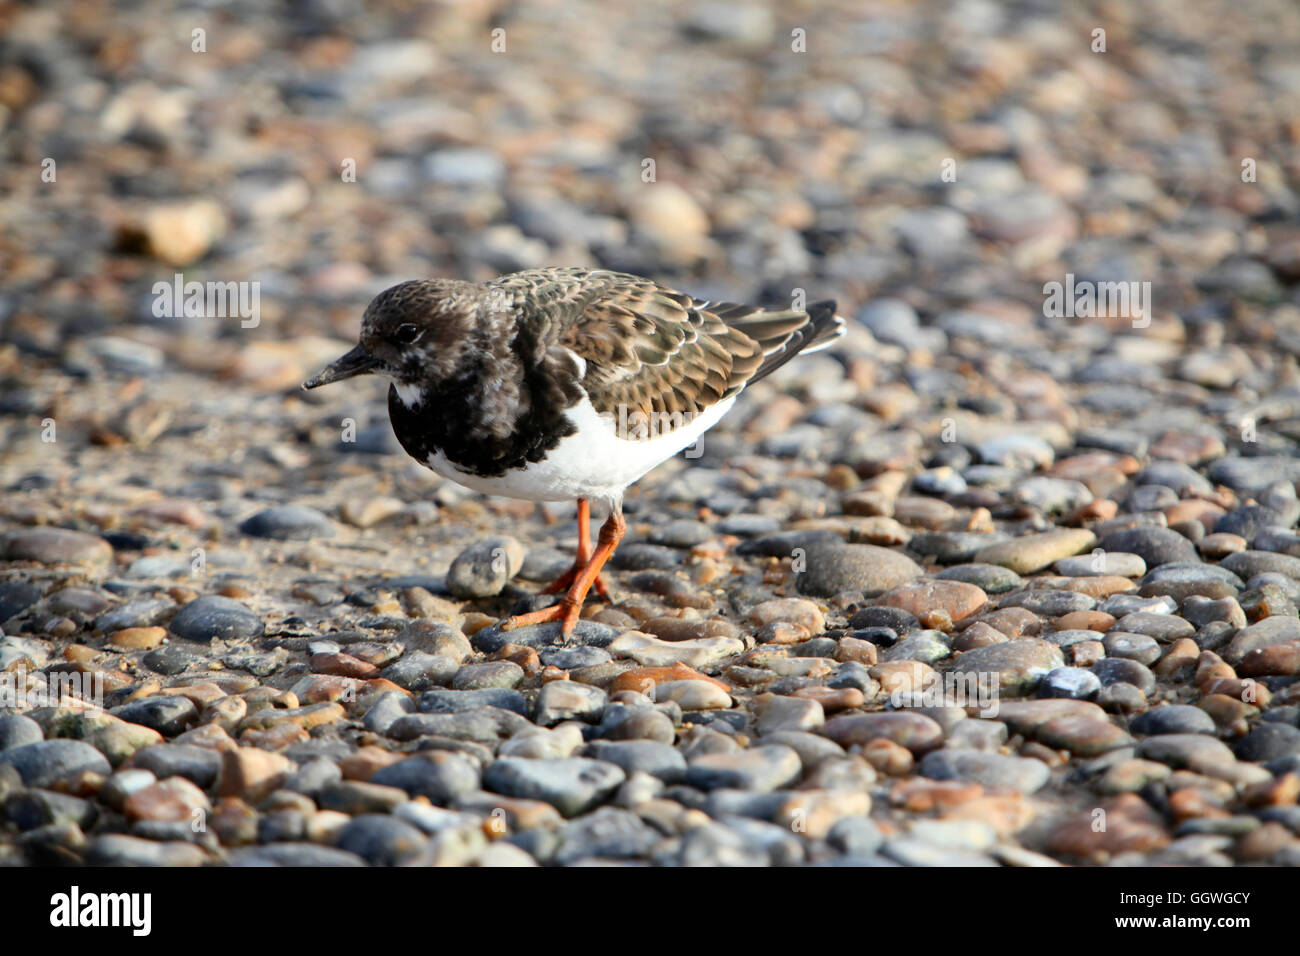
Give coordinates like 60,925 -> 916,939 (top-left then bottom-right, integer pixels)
796,543 -> 923,597
369,752 -> 481,804
821,712 -> 944,753
973,529 -> 1097,575
1055,552 -> 1147,578
238,505 -> 335,540
1097,527 -> 1199,568
1,528 -> 112,565
0,739 -> 111,787
168,596 -> 264,642
533,681 -> 608,725
483,757 -> 626,817
685,745 -> 802,792
947,638 -> 1063,696
583,740 -> 686,782
878,579 -> 988,625
335,814 -> 428,866
607,631 -> 744,667
919,749 -> 1051,793
1225,615 -> 1300,664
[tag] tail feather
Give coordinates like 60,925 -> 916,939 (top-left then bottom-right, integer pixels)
735,300 -> 844,385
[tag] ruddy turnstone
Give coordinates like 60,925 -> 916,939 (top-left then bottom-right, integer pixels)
304,267 -> 843,636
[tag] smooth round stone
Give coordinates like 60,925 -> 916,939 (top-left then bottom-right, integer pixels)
540,645 -> 611,669
796,543 -> 923,598
1012,477 -> 1092,514
472,620 -> 620,652
1102,632 -> 1161,664
1037,667 -> 1101,700
83,834 -> 208,866
611,543 -> 682,571
237,505 -> 335,540
1036,714 -> 1133,756
1097,527 -> 1198,568
935,564 -> 1023,594
1139,564 -> 1242,600
881,630 -> 951,664
335,814 -> 428,866
715,514 -> 782,537
1225,615 -> 1300,664
848,606 -> 919,634
1046,629 -> 1106,648
1137,734 -> 1236,771
1100,593 -> 1178,617
909,532 -> 1012,565
1137,461 -> 1214,496
1098,682 -> 1146,714
229,844 -> 366,867
1222,550 -> 1300,581
947,638 -> 1064,696
1233,724 -> 1300,762
380,652 -> 458,691
94,597 -> 176,633
878,580 -> 988,625
1130,705 -> 1217,737
109,696 -> 199,737
0,740 -> 111,788
975,434 -> 1054,470
1001,590 -> 1096,616
369,753 -> 480,804
418,688 -> 527,716
168,595 -> 264,642
684,745 -> 802,793
130,743 -> 222,788
483,757 -> 626,817
653,679 -> 732,711
919,749 -> 1050,793
1216,507 -> 1293,541
973,529 -> 1097,574
446,536 -> 525,599
1092,658 -> 1156,696
452,660 -> 524,690
648,520 -> 713,548
584,740 -> 686,782
0,581 -> 43,621
1055,552 -> 1147,578
552,807 -> 662,865
0,714 -> 43,751
533,681 -> 608,726
751,693 -> 824,733
913,467 -> 967,496
1112,612 -> 1194,642
0,527 -> 112,565
820,712 -> 944,753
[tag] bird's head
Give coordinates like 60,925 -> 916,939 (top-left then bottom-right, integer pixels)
303,279 -> 485,394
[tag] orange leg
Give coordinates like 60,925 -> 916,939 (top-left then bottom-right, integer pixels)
503,511 -> 626,636
540,498 -> 611,600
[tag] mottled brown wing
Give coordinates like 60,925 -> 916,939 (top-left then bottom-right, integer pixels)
551,274 -> 770,423
495,268 -> 841,431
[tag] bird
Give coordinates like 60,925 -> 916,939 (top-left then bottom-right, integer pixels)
304,267 -> 844,637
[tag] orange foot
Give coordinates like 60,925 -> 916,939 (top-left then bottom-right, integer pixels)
502,509 -> 626,638
538,497 -> 612,600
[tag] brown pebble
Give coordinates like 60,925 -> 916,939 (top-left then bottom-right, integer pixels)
109,626 -> 167,650
1055,610 -> 1115,631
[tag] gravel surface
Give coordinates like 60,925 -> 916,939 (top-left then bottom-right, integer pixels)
2,0 -> 1300,867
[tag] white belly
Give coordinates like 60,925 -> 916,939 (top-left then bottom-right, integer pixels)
423,395 -> 736,508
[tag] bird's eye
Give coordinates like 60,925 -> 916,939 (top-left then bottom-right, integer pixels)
394,323 -> 421,344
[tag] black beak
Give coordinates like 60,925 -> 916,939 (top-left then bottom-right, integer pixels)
303,344 -> 382,389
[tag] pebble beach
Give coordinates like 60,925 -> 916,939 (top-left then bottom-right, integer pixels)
2,0 -> 1300,868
